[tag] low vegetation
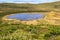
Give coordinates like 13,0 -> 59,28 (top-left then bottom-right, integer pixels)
0,1 -> 60,40
0,22 -> 60,40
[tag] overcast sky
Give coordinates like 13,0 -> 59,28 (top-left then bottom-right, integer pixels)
0,0 -> 60,3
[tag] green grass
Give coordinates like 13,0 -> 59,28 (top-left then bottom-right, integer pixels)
0,1 -> 60,40
0,22 -> 60,40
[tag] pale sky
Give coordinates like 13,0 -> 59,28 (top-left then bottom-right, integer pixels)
0,0 -> 60,4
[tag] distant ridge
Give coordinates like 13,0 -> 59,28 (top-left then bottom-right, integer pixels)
0,1 -> 60,12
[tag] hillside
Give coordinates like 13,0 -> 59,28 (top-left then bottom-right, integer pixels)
0,1 -> 60,40
0,1 -> 60,13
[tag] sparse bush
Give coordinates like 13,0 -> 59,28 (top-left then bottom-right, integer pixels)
44,25 -> 60,40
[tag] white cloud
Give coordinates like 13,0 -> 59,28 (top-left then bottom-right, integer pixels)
56,0 -> 60,1
0,0 -> 60,4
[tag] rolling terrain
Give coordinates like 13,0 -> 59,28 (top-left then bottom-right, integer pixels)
0,1 -> 60,12
0,1 -> 60,40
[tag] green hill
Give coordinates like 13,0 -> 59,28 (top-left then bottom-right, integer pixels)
0,1 -> 60,12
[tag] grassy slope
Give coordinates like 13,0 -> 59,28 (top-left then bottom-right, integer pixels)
0,1 -> 60,40
0,1 -> 60,12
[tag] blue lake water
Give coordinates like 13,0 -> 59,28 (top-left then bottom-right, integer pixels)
6,13 -> 45,20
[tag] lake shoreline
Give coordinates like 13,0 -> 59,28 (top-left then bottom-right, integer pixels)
2,13 -> 46,25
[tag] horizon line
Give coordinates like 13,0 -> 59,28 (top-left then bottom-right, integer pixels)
0,1 -> 59,4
